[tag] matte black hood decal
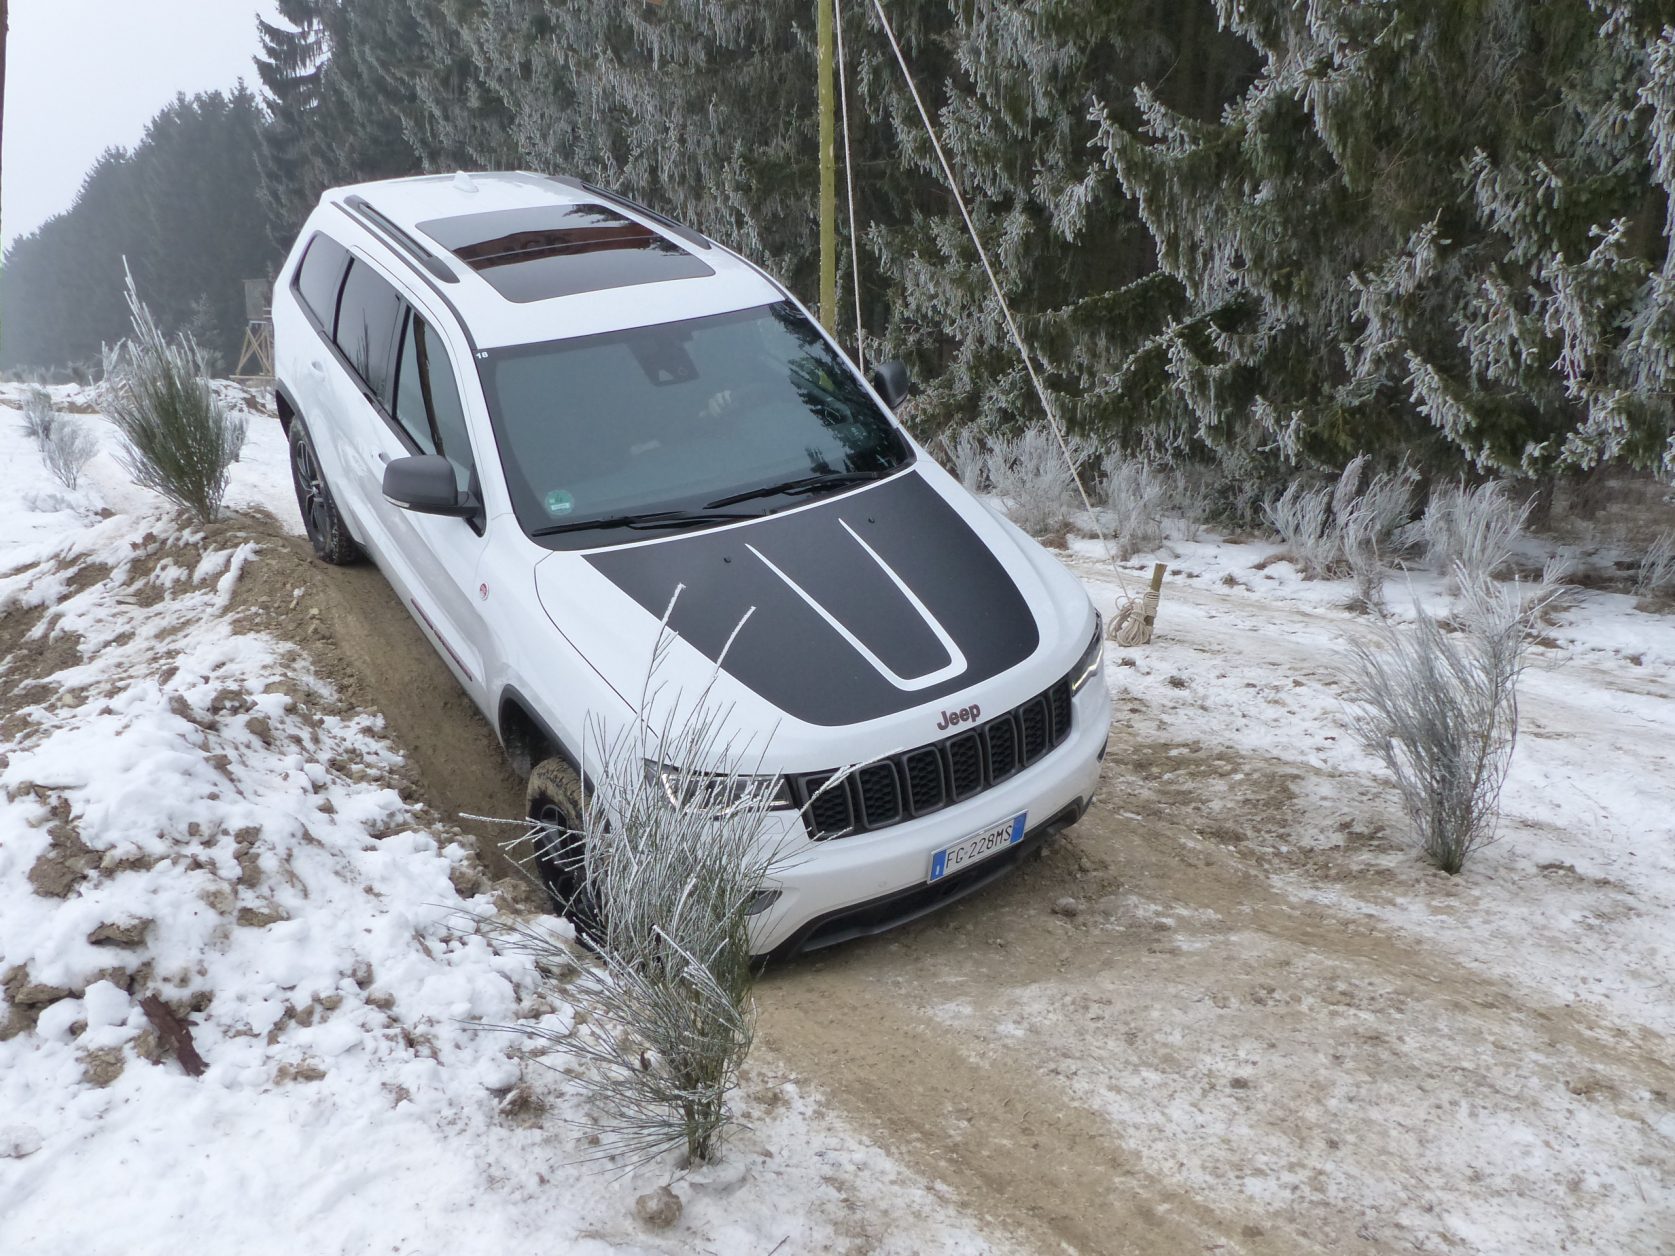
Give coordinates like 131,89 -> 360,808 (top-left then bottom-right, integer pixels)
585,472 -> 1039,726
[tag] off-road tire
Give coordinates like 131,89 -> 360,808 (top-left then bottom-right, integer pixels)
288,419 -> 360,565
526,757 -> 604,938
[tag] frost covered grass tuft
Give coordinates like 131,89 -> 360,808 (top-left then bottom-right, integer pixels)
1416,480 -> 1532,586
498,628 -> 790,1168
101,270 -> 246,523
21,386 -> 56,445
1340,568 -> 1559,873
938,425 -> 987,494
1264,479 -> 1336,574
1634,530 -> 1675,599
1265,455 -> 1414,605
1101,453 -> 1169,558
984,423 -> 1094,538
42,420 -> 98,491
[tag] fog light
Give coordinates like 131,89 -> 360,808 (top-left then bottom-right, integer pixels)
745,889 -> 782,916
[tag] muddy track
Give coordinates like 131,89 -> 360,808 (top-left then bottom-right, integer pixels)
753,742 -> 1675,1255
251,522 -> 1675,1255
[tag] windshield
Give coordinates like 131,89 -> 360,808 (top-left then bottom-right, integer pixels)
478,301 -> 913,544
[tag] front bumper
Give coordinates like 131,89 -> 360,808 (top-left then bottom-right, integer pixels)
747,675 -> 1111,958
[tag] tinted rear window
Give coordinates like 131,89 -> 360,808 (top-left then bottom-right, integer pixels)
294,234 -> 350,332
335,259 -> 404,401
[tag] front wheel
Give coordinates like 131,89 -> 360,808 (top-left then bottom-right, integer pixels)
525,757 -> 604,938
288,419 -> 360,565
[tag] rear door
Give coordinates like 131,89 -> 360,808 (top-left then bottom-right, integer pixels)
286,232 -> 358,495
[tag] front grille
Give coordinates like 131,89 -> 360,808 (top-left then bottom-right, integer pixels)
986,716 -> 1019,781
947,734 -> 983,800
1019,697 -> 1050,763
857,762 -> 903,828
791,675 -> 1076,840
805,773 -> 852,837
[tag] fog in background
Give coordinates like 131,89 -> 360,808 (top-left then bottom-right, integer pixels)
3,0 -> 282,251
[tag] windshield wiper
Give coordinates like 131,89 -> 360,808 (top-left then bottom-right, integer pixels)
529,509 -> 760,538
705,469 -> 889,510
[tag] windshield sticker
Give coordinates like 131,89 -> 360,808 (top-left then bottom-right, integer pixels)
544,488 -> 576,516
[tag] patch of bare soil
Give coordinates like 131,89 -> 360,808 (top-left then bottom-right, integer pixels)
0,603 -> 84,710
220,516 -> 527,879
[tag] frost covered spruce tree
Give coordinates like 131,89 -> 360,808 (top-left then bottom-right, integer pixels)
1100,0 -> 1675,476
256,0 -> 427,240
251,1 -> 1258,446
849,1 -> 1253,437
424,0 -> 828,299
360,0 -> 1254,439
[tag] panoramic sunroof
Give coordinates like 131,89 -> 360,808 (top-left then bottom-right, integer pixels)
416,203 -> 715,303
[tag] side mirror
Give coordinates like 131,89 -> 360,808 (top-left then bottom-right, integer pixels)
383,454 -> 477,518
869,359 -> 912,409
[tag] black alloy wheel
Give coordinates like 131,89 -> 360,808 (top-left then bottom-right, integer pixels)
525,757 -> 606,941
288,420 -> 360,565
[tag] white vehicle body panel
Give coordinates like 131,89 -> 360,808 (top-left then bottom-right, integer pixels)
271,172 -> 1112,957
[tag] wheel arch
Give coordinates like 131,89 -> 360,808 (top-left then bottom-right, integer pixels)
498,686 -> 577,781
275,383 -> 299,434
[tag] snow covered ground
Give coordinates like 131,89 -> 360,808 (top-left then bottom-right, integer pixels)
3,381 -> 1673,1254
0,384 -> 1002,1256
1067,526 -> 1675,1045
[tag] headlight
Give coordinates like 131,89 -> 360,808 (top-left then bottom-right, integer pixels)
644,761 -> 795,816
1070,612 -> 1104,693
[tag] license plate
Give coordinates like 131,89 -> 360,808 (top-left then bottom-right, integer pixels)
929,813 -> 1027,882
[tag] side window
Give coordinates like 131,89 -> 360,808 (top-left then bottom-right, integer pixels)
334,259 -> 403,403
393,311 -> 477,492
391,313 -> 438,456
294,234 -> 349,332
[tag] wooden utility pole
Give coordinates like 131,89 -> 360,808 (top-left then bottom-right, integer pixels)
816,0 -> 837,332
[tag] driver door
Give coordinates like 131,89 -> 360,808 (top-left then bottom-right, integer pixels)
357,294 -> 493,704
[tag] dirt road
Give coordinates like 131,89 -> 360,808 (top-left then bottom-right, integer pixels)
251,521 -> 1675,1256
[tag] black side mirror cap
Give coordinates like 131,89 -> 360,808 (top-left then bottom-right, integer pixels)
869,359 -> 911,409
383,454 -> 478,518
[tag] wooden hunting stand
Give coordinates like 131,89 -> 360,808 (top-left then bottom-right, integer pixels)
233,278 -> 274,382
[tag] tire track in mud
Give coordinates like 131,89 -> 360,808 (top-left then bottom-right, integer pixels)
754,738 -> 1675,1254
249,520 -> 1674,1255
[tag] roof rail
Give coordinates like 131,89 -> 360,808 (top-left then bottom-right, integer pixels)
342,195 -> 460,284
543,175 -> 714,252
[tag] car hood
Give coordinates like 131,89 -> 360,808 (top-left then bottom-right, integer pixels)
532,467 -> 1086,763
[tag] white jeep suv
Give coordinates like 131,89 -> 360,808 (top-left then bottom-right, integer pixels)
272,172 -> 1110,959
